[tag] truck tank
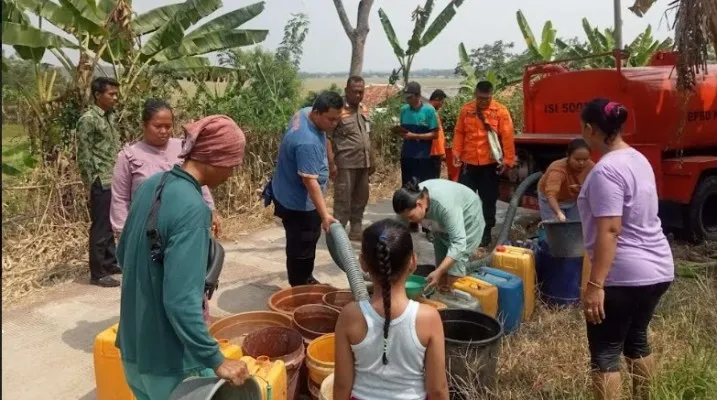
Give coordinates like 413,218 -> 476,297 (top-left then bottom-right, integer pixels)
522,64 -> 717,151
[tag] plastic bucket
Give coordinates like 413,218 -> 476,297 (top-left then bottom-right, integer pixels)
535,239 -> 583,307
307,376 -> 321,400
169,377 -> 262,400
209,311 -> 292,347
322,290 -> 354,311
241,327 -> 305,400
541,220 -> 585,258
319,373 -> 334,400
439,308 -> 503,398
292,304 -> 339,343
267,285 -> 337,315
306,333 -> 335,386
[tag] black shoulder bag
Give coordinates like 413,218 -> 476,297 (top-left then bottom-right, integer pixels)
145,172 -> 225,300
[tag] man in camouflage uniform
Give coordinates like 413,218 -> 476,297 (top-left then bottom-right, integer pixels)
327,76 -> 373,241
77,77 -> 122,287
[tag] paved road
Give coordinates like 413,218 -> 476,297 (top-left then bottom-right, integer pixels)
1,199 -> 537,400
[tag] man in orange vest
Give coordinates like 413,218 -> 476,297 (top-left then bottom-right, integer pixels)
429,89 -> 447,179
453,81 -> 516,247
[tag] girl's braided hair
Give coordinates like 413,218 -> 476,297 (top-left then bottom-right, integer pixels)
361,218 -> 414,365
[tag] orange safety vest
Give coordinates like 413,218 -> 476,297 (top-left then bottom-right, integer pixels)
430,112 -> 446,157
452,100 -> 516,167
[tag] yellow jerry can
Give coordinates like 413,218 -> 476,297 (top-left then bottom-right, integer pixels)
452,276 -> 498,318
492,245 -> 536,320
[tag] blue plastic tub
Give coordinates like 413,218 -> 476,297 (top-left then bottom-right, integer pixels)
472,267 -> 524,334
535,239 -> 583,307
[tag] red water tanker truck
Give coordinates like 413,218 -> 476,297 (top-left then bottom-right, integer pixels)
499,51 -> 717,241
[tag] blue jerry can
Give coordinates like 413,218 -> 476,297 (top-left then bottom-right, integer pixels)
472,267 -> 524,334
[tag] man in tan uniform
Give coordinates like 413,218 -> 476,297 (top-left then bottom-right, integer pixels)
327,76 -> 373,240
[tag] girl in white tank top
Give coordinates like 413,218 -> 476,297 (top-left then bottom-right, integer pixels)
333,219 -> 449,400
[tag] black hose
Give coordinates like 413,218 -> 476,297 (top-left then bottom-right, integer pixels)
325,222 -> 370,301
467,171 -> 543,273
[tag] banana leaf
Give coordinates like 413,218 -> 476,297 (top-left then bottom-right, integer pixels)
407,0 -> 433,55
132,3 -> 186,36
185,1 -> 265,40
140,0 -> 222,57
2,21 -> 76,49
517,10 -> 541,60
420,0 -> 464,50
59,0 -> 102,25
153,29 -> 268,62
582,18 -> 603,52
155,56 -> 211,70
13,0 -> 105,36
601,28 -> 615,50
457,42 -> 474,77
555,38 -> 590,58
2,0 -> 30,24
539,21 -> 556,60
2,0 -> 40,61
97,0 -> 115,21
378,8 -> 405,58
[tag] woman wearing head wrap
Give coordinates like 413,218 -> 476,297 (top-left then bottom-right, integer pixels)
116,115 -> 249,400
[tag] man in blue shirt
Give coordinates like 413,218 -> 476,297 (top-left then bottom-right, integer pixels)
393,81 -> 439,186
271,92 -> 342,286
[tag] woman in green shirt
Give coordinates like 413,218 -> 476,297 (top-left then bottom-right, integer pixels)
117,115 -> 249,400
393,178 -> 485,290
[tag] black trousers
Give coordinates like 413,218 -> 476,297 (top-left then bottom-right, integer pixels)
458,163 -> 500,245
400,157 -> 435,186
274,200 -> 322,287
89,181 -> 118,280
429,156 -> 442,180
587,282 -> 671,372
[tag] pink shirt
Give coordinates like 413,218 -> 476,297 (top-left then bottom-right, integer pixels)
110,138 -> 215,233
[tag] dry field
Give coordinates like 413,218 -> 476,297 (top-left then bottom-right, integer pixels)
175,77 -> 462,99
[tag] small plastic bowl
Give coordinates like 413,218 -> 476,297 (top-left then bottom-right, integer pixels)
405,275 -> 427,299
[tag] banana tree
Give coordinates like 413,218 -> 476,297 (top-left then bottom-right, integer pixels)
3,0 -> 268,159
379,0 -> 465,87
457,42 -> 477,93
3,0 -> 268,108
566,19 -> 672,67
516,9 -> 557,61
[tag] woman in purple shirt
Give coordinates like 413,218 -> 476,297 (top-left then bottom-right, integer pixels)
110,99 -> 219,236
578,98 -> 674,400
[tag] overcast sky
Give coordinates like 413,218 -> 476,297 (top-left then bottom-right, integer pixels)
7,0 -> 676,73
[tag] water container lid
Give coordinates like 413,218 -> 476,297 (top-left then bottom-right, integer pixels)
495,245 -> 506,253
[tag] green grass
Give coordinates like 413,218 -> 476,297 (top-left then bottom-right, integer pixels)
2,124 -> 34,179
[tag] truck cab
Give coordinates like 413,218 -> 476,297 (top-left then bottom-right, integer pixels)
499,52 -> 717,241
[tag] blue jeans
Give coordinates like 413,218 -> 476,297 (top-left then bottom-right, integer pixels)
538,192 -> 580,221
122,361 -> 215,400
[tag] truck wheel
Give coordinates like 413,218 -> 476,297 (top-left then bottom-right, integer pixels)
687,175 -> 717,242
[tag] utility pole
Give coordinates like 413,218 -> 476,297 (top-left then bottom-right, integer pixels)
613,0 -> 623,50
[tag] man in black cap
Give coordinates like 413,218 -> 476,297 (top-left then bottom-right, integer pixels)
393,81 -> 439,185
392,81 -> 439,231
